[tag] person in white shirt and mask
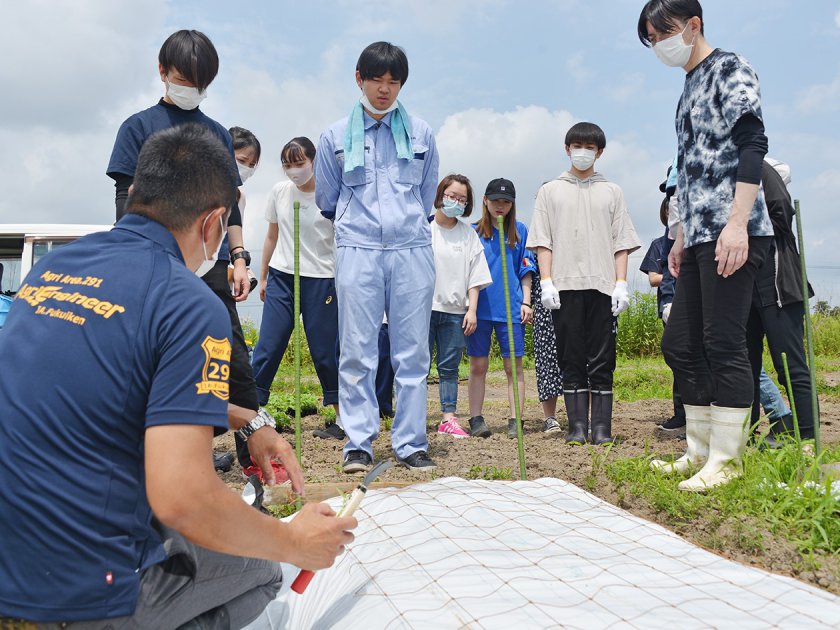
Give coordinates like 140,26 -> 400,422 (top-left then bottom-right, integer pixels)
252,137 -> 343,442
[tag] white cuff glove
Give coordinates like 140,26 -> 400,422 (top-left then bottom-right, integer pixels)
611,280 -> 629,316
662,303 -> 672,325
540,279 -> 561,310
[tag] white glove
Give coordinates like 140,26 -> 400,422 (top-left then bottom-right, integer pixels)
540,279 -> 561,310
662,303 -> 672,325
611,280 -> 629,316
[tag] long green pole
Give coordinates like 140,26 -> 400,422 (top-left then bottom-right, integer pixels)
293,201 -> 302,506
781,352 -> 801,443
497,216 -> 527,480
793,199 -> 820,455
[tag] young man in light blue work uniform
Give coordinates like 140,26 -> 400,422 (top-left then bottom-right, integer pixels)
315,41 -> 440,473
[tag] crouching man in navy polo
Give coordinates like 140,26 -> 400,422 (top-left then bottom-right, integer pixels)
0,124 -> 356,628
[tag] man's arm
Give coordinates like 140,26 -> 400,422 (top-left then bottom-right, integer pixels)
145,424 -> 356,570
315,131 -> 341,219
113,174 -> 133,221
647,272 -> 663,288
227,403 -> 303,492
419,130 -> 440,211
614,250 -> 629,281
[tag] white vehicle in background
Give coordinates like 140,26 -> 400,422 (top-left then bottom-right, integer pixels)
0,223 -> 111,328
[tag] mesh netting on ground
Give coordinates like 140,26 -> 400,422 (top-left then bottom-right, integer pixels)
245,477 -> 840,629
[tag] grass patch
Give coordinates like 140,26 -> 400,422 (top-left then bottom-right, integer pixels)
267,502 -> 299,519
608,443 -> 840,558
466,465 -> 514,480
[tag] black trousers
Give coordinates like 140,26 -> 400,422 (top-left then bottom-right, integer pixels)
747,300 -> 816,438
202,261 -> 259,411
203,262 -> 260,466
551,290 -> 616,391
662,237 -> 771,408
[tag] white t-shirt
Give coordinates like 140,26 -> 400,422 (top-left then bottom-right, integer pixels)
265,181 -> 335,278
431,219 -> 492,314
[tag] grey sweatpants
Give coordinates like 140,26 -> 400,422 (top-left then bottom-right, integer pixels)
37,524 -> 284,630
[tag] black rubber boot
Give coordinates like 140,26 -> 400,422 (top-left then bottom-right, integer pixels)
765,413 -> 795,449
563,390 -> 589,445
590,390 -> 614,446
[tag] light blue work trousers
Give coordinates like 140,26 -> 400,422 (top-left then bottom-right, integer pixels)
335,246 -> 435,459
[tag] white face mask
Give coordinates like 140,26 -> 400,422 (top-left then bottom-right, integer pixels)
360,91 -> 399,115
166,79 -> 207,110
284,164 -> 314,187
570,148 -> 597,172
238,163 -> 255,183
195,213 -> 226,277
654,24 -> 695,68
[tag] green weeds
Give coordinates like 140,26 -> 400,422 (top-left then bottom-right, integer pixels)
607,443 -> 840,558
466,465 -> 514,480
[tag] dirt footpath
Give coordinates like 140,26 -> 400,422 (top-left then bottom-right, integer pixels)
217,373 -> 838,489
215,373 -> 840,593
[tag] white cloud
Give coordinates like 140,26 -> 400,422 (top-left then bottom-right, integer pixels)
0,0 -> 168,131
566,53 -> 589,82
436,106 -> 576,212
607,72 -> 645,103
795,72 -> 840,114
0,0 -> 168,227
835,9 -> 840,28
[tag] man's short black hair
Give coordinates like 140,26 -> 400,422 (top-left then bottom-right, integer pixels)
159,30 -> 219,91
127,124 -> 237,232
565,122 -> 607,150
356,42 -> 409,86
638,0 -> 704,47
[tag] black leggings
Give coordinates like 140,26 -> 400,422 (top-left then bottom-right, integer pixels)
747,300 -> 816,438
662,237 -> 771,408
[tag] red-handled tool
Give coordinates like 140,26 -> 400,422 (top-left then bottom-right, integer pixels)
291,459 -> 392,594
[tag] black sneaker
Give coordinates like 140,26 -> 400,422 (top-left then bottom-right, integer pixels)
213,452 -> 234,472
657,416 -> 686,433
342,450 -> 372,474
313,422 -> 346,440
397,450 -> 437,471
507,418 -> 520,439
469,415 -> 492,438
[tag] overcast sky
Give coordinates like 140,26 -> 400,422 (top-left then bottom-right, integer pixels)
2,0 -> 839,319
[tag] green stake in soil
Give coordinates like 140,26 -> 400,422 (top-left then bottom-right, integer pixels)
793,199 -> 820,455
496,215 -> 527,480
780,352 -> 801,443
293,200 -> 302,505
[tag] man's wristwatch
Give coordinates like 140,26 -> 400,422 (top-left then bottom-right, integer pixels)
237,408 -> 275,440
230,249 -> 251,266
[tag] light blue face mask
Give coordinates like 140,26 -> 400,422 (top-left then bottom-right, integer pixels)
441,197 -> 466,218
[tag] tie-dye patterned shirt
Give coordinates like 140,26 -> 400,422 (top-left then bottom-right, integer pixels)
675,49 -> 773,248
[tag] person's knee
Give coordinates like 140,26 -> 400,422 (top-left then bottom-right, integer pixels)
438,364 -> 460,380
661,332 -> 684,369
470,359 -> 488,377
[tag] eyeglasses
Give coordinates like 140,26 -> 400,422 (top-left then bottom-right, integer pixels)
442,193 -> 468,204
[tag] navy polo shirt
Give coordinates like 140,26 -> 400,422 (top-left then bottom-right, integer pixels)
0,214 -> 230,621
106,99 -> 241,259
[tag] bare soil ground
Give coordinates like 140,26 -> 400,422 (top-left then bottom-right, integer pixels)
215,373 -> 840,595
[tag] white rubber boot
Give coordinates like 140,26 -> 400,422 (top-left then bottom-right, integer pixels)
650,405 -> 710,474
678,405 -> 750,493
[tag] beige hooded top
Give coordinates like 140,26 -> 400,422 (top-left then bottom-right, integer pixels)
526,171 -> 641,297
